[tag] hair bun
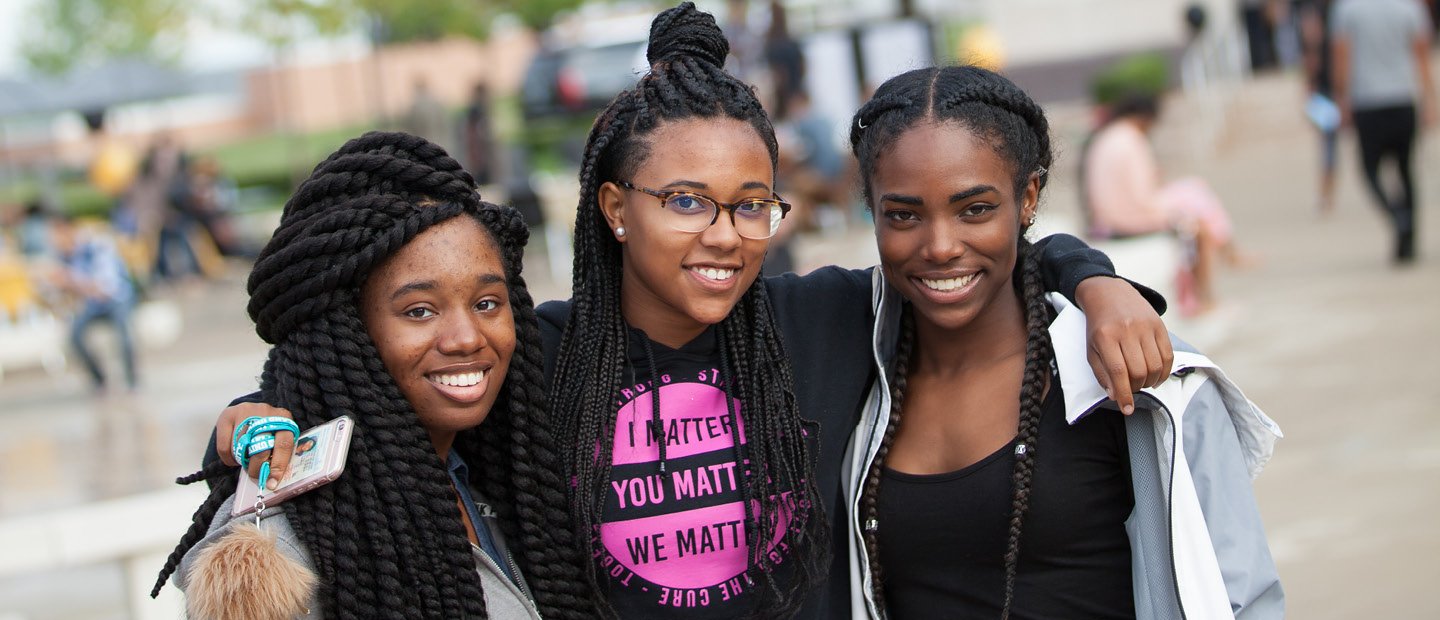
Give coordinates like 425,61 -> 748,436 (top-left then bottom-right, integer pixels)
646,2 -> 729,68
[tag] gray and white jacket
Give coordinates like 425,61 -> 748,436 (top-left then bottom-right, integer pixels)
842,270 -> 1285,619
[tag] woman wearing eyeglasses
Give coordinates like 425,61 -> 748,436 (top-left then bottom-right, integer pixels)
204,4 -> 1175,618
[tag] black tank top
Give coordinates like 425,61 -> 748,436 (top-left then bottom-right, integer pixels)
874,378 -> 1136,619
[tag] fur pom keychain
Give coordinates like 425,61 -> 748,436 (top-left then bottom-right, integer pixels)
187,464 -> 314,620
184,520 -> 316,620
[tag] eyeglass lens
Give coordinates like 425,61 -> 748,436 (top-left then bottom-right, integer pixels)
661,194 -> 781,239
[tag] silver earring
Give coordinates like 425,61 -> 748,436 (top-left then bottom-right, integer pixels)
615,226 -> 626,237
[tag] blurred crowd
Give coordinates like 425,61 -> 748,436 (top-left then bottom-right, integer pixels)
0,131 -> 249,394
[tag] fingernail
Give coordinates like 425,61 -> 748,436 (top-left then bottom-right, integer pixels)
1122,404 -> 1134,415
266,477 -> 279,490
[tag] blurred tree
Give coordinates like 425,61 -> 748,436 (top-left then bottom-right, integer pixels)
21,0 -> 590,75
361,0 -> 488,43
240,0 -> 356,49
245,0 -> 586,45
489,0 -> 585,31
21,0 -> 189,74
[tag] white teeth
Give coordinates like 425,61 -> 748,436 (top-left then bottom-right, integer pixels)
920,274 -> 977,292
691,267 -> 736,281
431,370 -> 484,387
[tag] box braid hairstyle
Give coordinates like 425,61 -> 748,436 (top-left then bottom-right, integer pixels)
151,131 -> 594,619
849,66 -> 1056,620
552,3 -> 826,616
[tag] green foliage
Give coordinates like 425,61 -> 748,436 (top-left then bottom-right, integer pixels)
21,0 -> 189,74
361,0 -> 489,43
2,175 -> 116,219
201,125 -> 372,193
489,0 -> 585,30
236,0 -> 358,49
20,0 -> 590,75
1090,53 -> 1170,106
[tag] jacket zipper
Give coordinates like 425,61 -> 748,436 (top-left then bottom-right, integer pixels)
860,281 -> 891,620
1144,393 -> 1188,620
476,502 -> 537,606
1066,393 -> 1190,620
505,549 -> 532,602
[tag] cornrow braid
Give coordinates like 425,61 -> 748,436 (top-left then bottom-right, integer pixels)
851,65 -> 1052,205
551,3 -> 826,617
999,239 -> 1054,620
153,131 -> 593,619
850,65 -> 1058,618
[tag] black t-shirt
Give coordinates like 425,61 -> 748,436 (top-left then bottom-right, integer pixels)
538,266 -> 873,619
874,377 -> 1136,620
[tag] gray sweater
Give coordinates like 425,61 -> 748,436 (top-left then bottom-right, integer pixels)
176,494 -> 542,619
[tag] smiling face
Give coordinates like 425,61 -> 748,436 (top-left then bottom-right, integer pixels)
871,120 -> 1037,333
598,117 -> 774,345
359,216 -> 515,454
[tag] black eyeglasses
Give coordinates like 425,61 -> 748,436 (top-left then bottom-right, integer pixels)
618,181 -> 793,240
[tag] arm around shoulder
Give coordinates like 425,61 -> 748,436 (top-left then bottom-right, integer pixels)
1035,233 -> 1167,313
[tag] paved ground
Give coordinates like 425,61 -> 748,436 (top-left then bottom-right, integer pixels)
1,68 -> 1437,618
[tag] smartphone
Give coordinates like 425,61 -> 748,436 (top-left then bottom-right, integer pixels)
232,415 -> 353,517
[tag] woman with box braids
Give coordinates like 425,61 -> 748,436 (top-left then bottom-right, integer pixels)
551,3 -> 826,617
154,131 -> 593,619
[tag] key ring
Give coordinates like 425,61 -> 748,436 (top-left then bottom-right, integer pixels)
253,488 -> 268,527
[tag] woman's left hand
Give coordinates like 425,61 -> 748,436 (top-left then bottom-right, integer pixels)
1075,276 -> 1173,414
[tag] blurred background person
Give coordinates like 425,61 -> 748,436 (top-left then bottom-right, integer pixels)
185,155 -> 247,259
1082,93 -> 1251,315
763,0 -> 805,121
722,0 -> 763,82
461,82 -> 497,187
1331,0 -> 1436,264
0,204 -> 43,325
47,214 -> 139,393
126,134 -> 200,285
1299,0 -> 1340,215
775,90 -> 852,235
1241,0 -> 1281,71
18,200 -> 55,259
404,78 -> 452,154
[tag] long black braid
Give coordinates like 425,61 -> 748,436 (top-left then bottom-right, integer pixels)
552,3 -> 826,617
850,65 -> 1057,619
152,131 -> 593,619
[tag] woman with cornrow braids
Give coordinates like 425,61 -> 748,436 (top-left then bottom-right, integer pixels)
842,65 -> 1285,619
205,5 -> 1178,618
154,131 -> 594,619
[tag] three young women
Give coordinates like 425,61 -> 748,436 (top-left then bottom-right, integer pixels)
155,132 -> 591,619
202,4 -> 1176,618
844,65 -> 1284,619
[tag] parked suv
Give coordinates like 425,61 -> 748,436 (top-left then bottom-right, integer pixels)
520,38 -> 647,120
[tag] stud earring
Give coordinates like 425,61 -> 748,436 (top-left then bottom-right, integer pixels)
615,226 -> 626,237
